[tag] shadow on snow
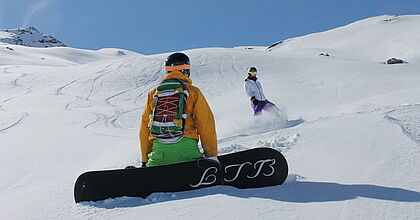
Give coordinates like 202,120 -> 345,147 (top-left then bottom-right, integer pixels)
82,180 -> 420,209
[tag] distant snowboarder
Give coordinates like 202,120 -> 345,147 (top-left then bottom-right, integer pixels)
244,67 -> 279,116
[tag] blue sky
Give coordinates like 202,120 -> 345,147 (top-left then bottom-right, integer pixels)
0,0 -> 419,54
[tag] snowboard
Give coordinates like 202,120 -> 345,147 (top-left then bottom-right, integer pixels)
74,147 -> 288,203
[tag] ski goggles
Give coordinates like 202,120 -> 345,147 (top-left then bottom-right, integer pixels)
165,64 -> 191,72
249,71 -> 257,75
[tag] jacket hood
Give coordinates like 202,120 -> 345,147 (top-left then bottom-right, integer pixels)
163,71 -> 192,84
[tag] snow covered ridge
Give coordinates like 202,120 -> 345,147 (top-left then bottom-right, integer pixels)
267,15 -> 420,62
0,27 -> 66,48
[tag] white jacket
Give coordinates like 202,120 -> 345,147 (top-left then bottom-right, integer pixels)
244,79 -> 267,101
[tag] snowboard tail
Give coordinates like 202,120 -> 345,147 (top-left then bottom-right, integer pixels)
74,158 -> 222,203
74,147 -> 288,203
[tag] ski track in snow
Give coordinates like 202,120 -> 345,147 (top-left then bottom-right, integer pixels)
55,57 -> 162,133
0,66 -> 32,132
384,104 -> 420,144
341,103 -> 420,145
0,112 -> 28,133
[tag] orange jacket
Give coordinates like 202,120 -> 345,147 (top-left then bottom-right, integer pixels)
140,71 -> 218,162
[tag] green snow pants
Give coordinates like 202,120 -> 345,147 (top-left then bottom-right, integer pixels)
146,137 -> 203,167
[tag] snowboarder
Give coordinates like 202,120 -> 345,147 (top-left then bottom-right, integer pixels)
244,67 -> 279,116
139,52 -> 218,167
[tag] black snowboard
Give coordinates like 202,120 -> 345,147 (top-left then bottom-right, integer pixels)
74,147 -> 288,203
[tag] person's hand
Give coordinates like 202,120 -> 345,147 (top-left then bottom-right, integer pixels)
250,96 -> 259,105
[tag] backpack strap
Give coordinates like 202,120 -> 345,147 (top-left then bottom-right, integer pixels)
171,79 -> 188,133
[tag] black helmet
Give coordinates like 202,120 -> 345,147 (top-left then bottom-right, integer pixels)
248,67 -> 257,74
165,52 -> 191,77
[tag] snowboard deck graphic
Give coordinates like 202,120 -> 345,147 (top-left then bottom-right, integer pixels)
74,147 -> 288,203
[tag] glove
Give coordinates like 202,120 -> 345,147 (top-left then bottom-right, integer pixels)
141,162 -> 148,167
250,96 -> 259,105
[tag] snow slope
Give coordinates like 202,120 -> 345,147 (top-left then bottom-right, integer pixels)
268,15 -> 420,62
0,15 -> 419,219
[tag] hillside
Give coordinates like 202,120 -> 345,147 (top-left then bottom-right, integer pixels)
268,15 -> 420,62
0,15 -> 419,219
